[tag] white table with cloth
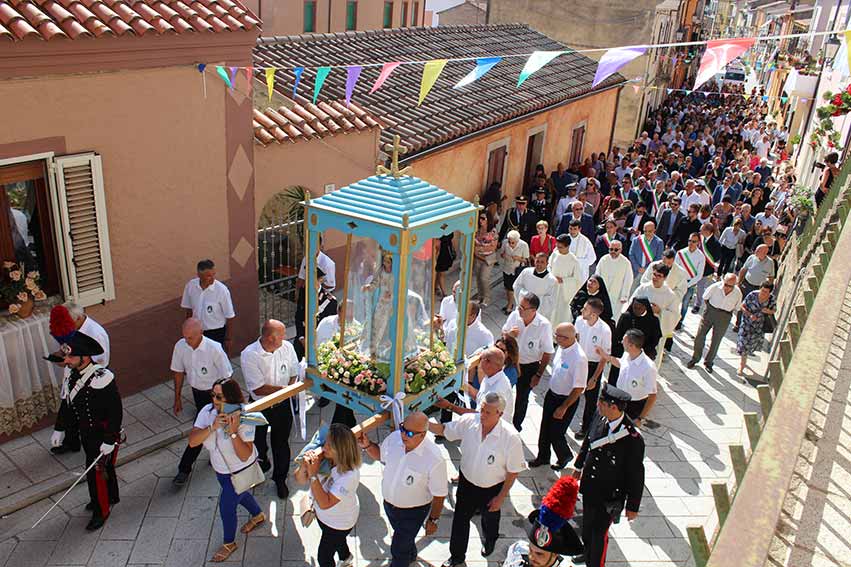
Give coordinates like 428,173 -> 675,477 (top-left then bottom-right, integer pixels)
0,307 -> 63,435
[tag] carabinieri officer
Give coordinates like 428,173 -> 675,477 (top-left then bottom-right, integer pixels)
572,383 -> 645,567
51,331 -> 123,531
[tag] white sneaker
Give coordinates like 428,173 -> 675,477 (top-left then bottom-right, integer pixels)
336,555 -> 354,567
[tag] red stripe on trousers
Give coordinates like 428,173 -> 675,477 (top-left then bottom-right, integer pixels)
600,519 -> 613,567
94,446 -> 118,518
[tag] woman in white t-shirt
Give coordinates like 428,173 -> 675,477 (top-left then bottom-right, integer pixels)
187,379 -> 264,563
301,424 -> 362,567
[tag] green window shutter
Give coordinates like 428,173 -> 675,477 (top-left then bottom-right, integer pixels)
346,1 -> 357,30
383,1 -> 392,27
304,1 -> 316,33
412,1 -> 418,25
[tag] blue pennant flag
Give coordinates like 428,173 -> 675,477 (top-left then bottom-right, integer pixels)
293,67 -> 304,97
454,57 -> 502,89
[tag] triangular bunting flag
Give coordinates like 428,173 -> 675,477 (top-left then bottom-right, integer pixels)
228,67 -> 238,90
694,38 -> 755,89
371,62 -> 401,94
197,63 -> 206,73
762,95 -> 769,101
345,65 -> 362,106
293,67 -> 304,97
454,57 -> 501,89
419,59 -> 448,105
801,98 -> 808,103
780,96 -> 788,104
313,67 -> 331,104
216,66 -> 231,88
743,94 -> 750,101
518,51 -> 563,86
245,68 -> 253,94
684,89 -> 691,95
593,46 -> 646,87
265,68 -> 276,102
666,88 -> 673,95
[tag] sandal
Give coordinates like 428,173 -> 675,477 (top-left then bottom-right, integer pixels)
211,542 -> 238,562
240,513 -> 266,534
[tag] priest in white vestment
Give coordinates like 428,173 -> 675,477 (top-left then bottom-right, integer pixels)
513,252 -> 559,322
566,221 -> 595,281
630,263 -> 680,366
595,240 -> 634,320
548,234 -> 582,324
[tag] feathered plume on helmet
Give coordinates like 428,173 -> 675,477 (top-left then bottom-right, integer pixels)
526,476 -> 583,556
49,305 -> 77,345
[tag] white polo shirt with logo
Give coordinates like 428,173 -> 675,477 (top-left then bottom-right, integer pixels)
501,310 -> 555,364
170,336 -> 233,391
180,278 -> 236,331
617,351 -> 658,402
443,413 -> 525,488
548,342 -> 588,396
380,431 -> 448,509
240,339 -> 299,399
476,370 -> 515,424
575,317 -> 612,363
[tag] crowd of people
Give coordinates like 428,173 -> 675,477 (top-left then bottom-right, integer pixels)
39,85 -> 845,567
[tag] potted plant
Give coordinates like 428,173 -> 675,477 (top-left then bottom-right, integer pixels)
789,184 -> 816,235
1,261 -> 47,319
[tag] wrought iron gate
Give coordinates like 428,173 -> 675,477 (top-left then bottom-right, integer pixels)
257,211 -> 304,327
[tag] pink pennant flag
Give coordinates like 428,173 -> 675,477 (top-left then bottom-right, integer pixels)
371,62 -> 401,94
694,38 -> 755,90
245,67 -> 254,94
632,84 -> 641,94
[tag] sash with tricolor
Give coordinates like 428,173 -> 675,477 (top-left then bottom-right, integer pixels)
677,249 -> 698,280
699,237 -> 717,270
602,233 -> 614,249
638,235 -> 655,266
649,190 -> 660,217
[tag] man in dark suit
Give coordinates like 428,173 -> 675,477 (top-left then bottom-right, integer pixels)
624,202 -> 653,240
655,197 -> 684,246
499,196 -> 537,244
617,175 -> 641,207
669,203 -> 702,250
529,187 -> 552,227
594,219 -> 628,259
556,200 -> 595,241
572,383 -> 645,567
641,180 -> 668,218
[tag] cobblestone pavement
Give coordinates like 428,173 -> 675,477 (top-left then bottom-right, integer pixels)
0,299 -> 764,567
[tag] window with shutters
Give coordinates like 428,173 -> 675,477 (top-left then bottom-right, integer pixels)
383,1 -> 393,27
304,0 -> 316,32
346,1 -> 357,30
51,153 -> 115,307
0,159 -> 61,296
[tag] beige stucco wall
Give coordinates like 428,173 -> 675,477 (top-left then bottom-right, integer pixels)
0,66 -> 232,325
488,0 -> 658,146
410,88 -> 619,202
241,0 -> 427,36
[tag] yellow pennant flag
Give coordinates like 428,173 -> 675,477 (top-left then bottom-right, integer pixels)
265,68 -> 276,102
419,59 -> 448,106
743,94 -> 750,101
845,31 -> 851,77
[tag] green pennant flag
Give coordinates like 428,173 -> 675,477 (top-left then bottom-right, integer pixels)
313,67 -> 331,104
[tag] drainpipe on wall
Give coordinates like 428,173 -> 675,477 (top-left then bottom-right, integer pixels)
610,86 -> 623,151
328,0 -> 332,32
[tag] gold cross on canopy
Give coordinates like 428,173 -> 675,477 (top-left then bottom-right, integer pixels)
377,134 -> 412,178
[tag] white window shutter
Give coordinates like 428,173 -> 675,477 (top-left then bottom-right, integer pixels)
51,153 -> 115,307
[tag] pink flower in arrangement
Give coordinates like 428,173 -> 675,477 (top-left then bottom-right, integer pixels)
8,304 -> 20,314
9,271 -> 22,281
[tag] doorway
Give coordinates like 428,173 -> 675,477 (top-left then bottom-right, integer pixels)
524,125 -> 547,187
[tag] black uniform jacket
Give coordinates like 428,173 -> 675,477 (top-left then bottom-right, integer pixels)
55,364 -> 123,444
573,413 -> 645,514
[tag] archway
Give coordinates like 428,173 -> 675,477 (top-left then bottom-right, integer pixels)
256,185 -> 308,325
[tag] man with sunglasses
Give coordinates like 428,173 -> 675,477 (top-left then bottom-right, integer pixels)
358,412 -> 447,567
687,273 -> 742,373
429,392 -> 524,566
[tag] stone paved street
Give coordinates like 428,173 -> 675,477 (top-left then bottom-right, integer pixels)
0,300 -> 765,567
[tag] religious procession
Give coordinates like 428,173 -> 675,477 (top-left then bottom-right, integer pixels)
2,2 -> 850,567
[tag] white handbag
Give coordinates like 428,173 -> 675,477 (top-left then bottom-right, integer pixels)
214,429 -> 266,494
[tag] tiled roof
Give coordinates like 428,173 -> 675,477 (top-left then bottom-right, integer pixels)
0,0 -> 259,42
253,95 -> 382,146
254,24 -> 625,158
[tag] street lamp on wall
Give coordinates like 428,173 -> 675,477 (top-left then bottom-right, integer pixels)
824,35 -> 841,66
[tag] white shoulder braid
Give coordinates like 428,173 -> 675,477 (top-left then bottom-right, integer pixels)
89,366 -> 115,389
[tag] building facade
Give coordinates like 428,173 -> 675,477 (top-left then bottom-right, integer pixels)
488,0 -> 698,146
241,0 -> 429,35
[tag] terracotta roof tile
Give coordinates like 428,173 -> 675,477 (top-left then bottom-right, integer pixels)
253,94 -> 381,146
254,24 -> 624,158
0,0 -> 257,41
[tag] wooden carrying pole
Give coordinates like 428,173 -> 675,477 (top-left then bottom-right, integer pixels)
245,380 -> 312,413
309,412 -> 390,459
338,233 -> 353,346
429,238 -> 438,351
